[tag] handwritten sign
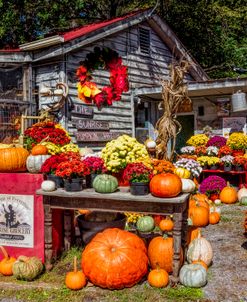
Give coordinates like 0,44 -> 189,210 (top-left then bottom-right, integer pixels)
0,194 -> 34,248
222,117 -> 246,137
72,104 -> 93,116
75,131 -> 122,142
72,119 -> 109,130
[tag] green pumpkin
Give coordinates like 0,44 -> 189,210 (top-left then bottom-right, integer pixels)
93,174 -> 118,193
179,263 -> 207,288
12,256 -> 43,281
240,196 -> 247,205
136,216 -> 155,232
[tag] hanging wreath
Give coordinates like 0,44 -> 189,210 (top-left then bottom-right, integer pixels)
76,47 -> 129,109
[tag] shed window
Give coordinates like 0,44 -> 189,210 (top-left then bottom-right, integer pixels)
139,27 -> 150,54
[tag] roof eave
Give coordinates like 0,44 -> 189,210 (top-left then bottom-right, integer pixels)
20,35 -> 64,51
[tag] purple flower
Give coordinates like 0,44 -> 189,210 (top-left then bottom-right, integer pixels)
206,136 -> 227,148
199,175 -> 226,195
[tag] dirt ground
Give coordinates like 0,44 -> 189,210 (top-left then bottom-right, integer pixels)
202,204 -> 247,302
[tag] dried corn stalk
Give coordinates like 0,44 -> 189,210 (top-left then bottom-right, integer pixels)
155,60 -> 191,161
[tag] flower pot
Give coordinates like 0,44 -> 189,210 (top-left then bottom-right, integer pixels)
130,182 -> 149,195
234,165 -> 244,171
223,165 -> 232,172
46,174 -> 64,188
64,178 -> 83,192
76,213 -> 126,244
85,173 -> 98,188
209,165 -> 218,170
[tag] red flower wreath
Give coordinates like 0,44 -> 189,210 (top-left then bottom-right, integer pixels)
76,47 -> 129,109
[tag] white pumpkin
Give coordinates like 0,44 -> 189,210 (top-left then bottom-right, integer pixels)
187,231 -> 213,266
146,140 -> 156,149
181,179 -> 196,193
237,187 -> 247,201
41,180 -> 56,192
26,155 -> 51,173
214,199 -> 221,205
179,263 -> 207,288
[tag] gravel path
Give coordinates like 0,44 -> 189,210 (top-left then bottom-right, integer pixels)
202,204 -> 247,302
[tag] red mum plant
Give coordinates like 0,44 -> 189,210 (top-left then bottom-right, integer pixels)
123,163 -> 153,184
195,146 -> 207,157
82,156 -> 107,174
233,156 -> 247,167
218,145 -> 232,157
41,154 -> 67,175
55,160 -> 90,179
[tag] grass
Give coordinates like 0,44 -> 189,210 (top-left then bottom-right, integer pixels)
0,247 -> 206,302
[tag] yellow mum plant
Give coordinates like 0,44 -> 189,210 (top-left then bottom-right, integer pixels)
226,132 -> 247,150
186,134 -> 209,147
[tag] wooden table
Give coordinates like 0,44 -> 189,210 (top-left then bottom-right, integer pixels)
36,188 -> 190,283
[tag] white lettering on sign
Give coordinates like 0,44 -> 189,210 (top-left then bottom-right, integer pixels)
75,131 -> 122,142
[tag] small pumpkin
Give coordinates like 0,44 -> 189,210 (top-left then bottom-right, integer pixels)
147,267 -> 169,288
159,216 -> 174,232
65,256 -> 86,290
181,179 -> 196,193
188,204 -> 209,227
179,263 -> 207,288
214,199 -> 221,205
0,147 -> 29,172
31,145 -> 48,155
187,231 -> 213,266
192,260 -> 208,271
220,183 -> 238,204
209,211 -> 220,224
189,194 -> 209,210
149,173 -> 182,198
136,216 -> 155,232
186,227 -> 200,245
81,228 -> 148,289
12,255 -> 43,281
93,174 -> 118,193
41,180 -> 56,192
0,246 -> 16,276
26,154 -> 51,174
237,185 -> 247,201
240,196 -> 247,206
148,234 -> 183,273
174,167 -> 191,179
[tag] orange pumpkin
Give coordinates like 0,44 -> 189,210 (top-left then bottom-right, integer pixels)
65,256 -> 86,290
81,228 -> 148,289
0,246 -> 16,276
78,209 -> 91,215
31,145 -> 48,155
220,184 -> 237,204
147,267 -> 169,288
159,216 -> 174,232
149,173 -> 182,198
209,211 -> 220,224
148,235 -> 183,273
0,147 -> 29,172
189,193 -> 209,210
192,260 -> 208,271
188,204 -> 209,227
186,227 -> 200,245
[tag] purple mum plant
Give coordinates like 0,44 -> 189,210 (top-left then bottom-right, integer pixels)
206,136 -> 227,148
199,175 -> 226,195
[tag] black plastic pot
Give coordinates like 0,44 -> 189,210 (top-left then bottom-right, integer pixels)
85,173 -> 98,188
46,174 -> 64,188
130,182 -> 149,195
64,178 -> 83,192
77,213 -> 126,244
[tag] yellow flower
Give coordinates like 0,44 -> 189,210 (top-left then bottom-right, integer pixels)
227,133 -> 247,150
187,134 -> 209,147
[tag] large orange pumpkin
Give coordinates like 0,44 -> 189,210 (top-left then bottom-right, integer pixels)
220,184 -> 238,204
0,147 -> 29,172
148,235 -> 183,273
188,204 -> 209,227
81,228 -> 148,289
149,173 -> 182,198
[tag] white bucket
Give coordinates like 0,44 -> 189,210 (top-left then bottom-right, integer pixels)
231,91 -> 247,112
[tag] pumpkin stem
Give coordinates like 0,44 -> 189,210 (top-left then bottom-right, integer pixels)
227,181 -> 231,187
197,229 -> 202,239
0,246 -> 9,259
73,256 -> 77,273
162,233 -> 169,239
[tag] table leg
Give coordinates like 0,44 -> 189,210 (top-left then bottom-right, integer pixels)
171,209 -> 183,285
182,204 -> 189,248
64,210 -> 72,251
44,203 -> 53,271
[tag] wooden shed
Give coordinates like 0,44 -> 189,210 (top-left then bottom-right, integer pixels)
0,8 -> 209,148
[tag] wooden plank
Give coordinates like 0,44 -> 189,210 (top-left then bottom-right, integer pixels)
71,104 -> 93,116
71,118 -> 109,130
75,131 -> 123,142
